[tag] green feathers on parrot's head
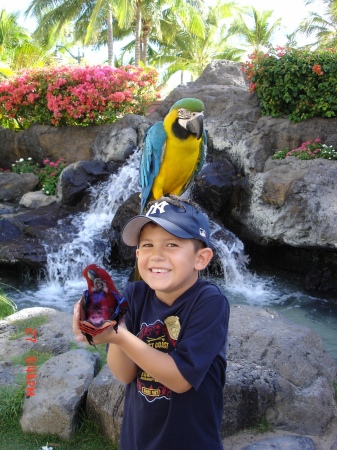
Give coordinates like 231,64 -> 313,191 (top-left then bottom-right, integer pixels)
169,98 -> 204,113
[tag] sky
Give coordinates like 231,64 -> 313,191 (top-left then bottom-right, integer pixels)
0,0 -> 327,66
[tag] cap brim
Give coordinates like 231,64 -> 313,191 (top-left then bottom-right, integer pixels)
122,215 -> 195,246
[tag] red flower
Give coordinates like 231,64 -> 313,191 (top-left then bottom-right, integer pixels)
312,64 -> 324,76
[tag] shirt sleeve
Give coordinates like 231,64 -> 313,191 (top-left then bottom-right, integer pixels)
170,283 -> 230,390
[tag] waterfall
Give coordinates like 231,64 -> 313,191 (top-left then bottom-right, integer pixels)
44,151 -> 251,290
209,220 -> 250,286
37,150 -> 142,305
18,150 -> 253,310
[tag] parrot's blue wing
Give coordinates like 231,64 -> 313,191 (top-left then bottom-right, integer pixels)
140,121 -> 167,212
181,129 -> 207,193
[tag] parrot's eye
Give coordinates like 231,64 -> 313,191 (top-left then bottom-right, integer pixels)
177,108 -> 191,120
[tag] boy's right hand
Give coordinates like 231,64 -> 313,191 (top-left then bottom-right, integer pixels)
73,300 -> 86,343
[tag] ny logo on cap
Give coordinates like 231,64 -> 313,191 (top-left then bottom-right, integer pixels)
146,201 -> 169,217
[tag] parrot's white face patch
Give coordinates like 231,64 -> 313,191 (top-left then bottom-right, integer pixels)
177,110 -> 204,130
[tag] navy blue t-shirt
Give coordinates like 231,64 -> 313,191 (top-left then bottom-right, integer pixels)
120,278 -> 230,450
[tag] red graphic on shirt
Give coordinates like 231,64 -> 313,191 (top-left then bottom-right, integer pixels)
137,319 -> 177,402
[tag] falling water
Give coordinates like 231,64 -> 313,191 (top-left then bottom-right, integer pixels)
45,149 -> 141,286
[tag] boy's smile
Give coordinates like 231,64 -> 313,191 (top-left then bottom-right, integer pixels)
136,224 -> 211,305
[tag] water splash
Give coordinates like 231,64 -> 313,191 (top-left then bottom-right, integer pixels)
45,150 -> 141,289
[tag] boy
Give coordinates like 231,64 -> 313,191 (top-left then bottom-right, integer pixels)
73,195 -> 230,450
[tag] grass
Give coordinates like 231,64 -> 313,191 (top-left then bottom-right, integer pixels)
11,349 -> 54,367
69,340 -> 108,370
0,383 -> 118,450
254,415 -> 274,433
1,285 -> 114,449
8,315 -> 48,340
0,286 -> 18,320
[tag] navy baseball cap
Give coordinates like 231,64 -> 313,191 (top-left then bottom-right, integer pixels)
122,198 -> 210,247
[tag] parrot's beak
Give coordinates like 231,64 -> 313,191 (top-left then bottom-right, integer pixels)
87,269 -> 98,282
186,114 -> 204,140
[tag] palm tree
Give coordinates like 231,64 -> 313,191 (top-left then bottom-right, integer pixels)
228,6 -> 282,54
0,10 -> 30,65
149,1 -> 244,87
113,0 -> 206,66
26,0 -> 118,66
297,0 -> 337,49
298,11 -> 337,48
0,9 -> 50,73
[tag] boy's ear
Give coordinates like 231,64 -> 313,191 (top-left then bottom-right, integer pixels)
195,248 -> 213,270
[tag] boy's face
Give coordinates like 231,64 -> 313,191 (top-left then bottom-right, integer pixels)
136,224 -> 212,305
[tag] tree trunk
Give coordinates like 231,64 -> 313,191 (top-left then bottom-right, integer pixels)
107,8 -> 114,67
135,2 -> 141,67
142,34 -> 148,66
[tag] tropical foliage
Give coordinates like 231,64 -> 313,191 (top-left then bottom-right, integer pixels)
149,1 -> 245,84
0,285 -> 17,320
272,139 -> 337,160
228,6 -> 282,54
0,9 -> 52,75
10,157 -> 69,195
297,0 -> 337,49
0,65 -> 159,129
242,46 -> 337,122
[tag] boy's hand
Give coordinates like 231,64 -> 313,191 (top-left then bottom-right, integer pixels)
73,300 -> 87,343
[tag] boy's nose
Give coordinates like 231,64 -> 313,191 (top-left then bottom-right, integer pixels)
150,250 -> 165,261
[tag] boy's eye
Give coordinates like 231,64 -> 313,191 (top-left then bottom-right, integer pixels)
167,243 -> 178,247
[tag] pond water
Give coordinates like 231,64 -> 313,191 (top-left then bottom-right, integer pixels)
2,262 -> 336,363
1,151 -> 336,362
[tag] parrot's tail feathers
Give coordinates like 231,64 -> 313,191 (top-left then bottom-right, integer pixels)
78,320 -> 117,336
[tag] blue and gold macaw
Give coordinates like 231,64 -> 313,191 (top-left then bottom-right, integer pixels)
140,98 -> 207,212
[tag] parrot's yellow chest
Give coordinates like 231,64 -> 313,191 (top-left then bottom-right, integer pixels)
151,131 -> 201,200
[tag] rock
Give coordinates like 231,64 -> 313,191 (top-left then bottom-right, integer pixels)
20,349 -> 100,439
192,159 -> 237,221
226,305 -> 337,436
0,205 -> 78,270
331,438 -> 337,450
108,192 -> 141,268
0,307 -> 86,387
86,364 -> 125,443
222,362 -> 277,436
0,124 -> 104,170
56,160 -> 121,206
236,157 -> 337,249
83,305 -> 337,442
241,435 -> 316,450
0,173 -> 39,201
92,114 -> 152,162
1,305 -> 336,443
0,217 -> 23,242
19,191 -> 57,209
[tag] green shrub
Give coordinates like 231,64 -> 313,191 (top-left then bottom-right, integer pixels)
272,139 -> 337,160
8,157 -> 69,195
242,47 -> 337,122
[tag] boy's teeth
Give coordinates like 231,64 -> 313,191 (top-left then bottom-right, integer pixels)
151,268 -> 169,273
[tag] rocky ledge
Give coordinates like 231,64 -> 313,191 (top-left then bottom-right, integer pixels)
0,306 -> 336,449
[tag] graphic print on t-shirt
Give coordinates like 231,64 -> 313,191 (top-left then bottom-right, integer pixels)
137,319 -> 177,402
